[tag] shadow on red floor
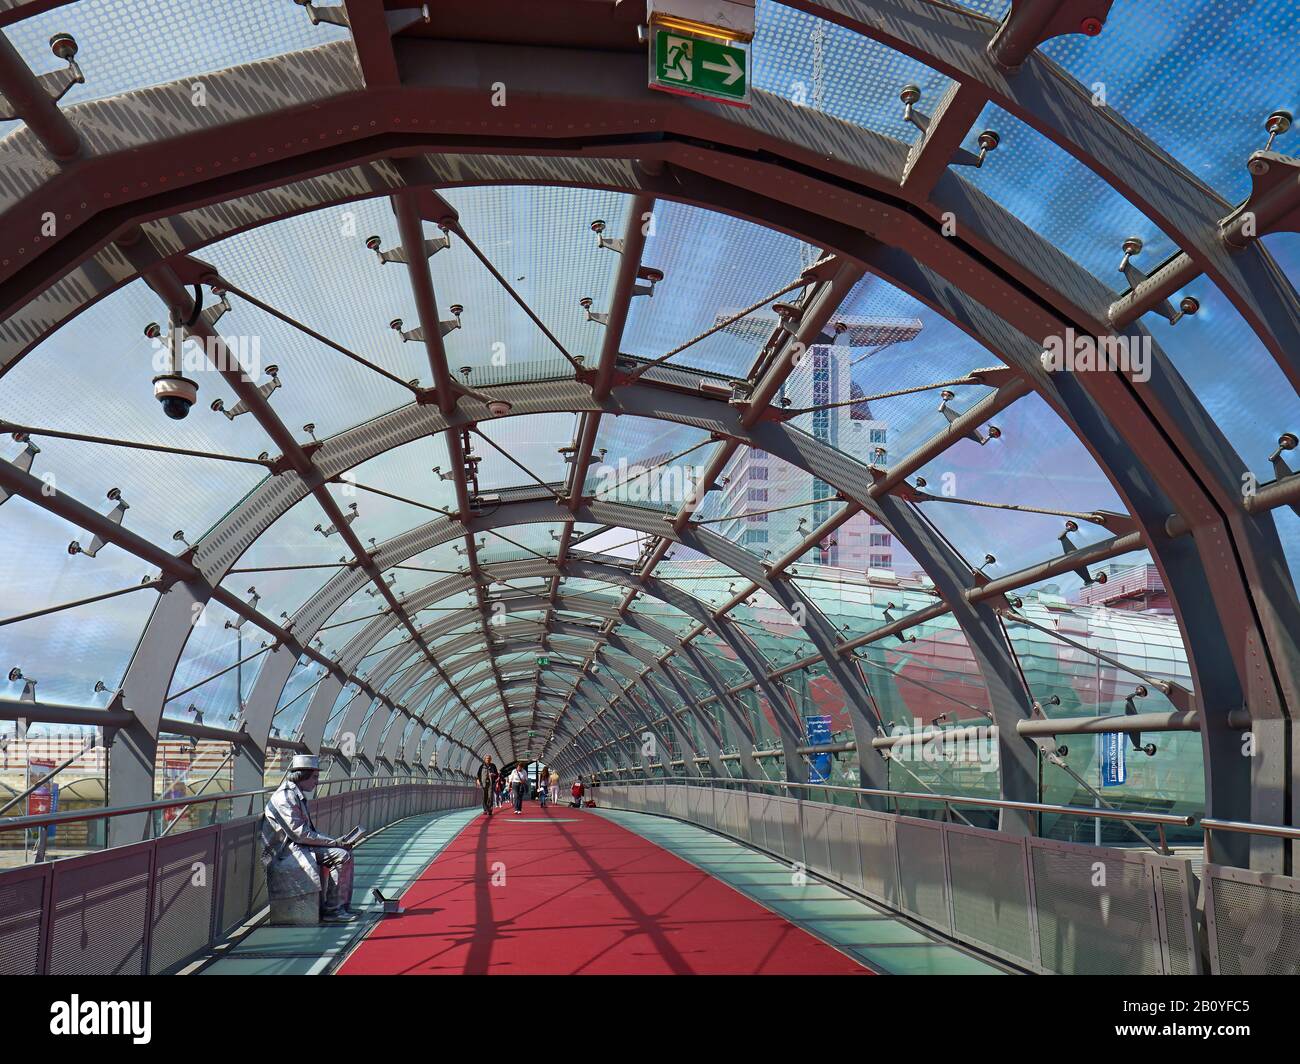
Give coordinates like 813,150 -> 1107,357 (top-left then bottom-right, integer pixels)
338,806 -> 870,975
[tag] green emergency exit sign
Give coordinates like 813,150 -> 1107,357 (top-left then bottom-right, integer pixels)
649,25 -> 750,107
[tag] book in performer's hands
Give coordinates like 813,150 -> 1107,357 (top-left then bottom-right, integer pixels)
336,826 -> 364,848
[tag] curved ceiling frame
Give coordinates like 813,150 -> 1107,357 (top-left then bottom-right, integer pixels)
318,589 -> 732,776
220,468 -> 951,762
381,620 -> 728,766
304,545 -> 809,779
0,6 -> 1294,864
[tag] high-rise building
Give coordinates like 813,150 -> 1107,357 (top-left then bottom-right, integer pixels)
709,316 -> 921,573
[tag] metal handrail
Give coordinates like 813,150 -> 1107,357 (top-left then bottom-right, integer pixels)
1199,815 -> 1300,870
604,774 -> 1197,828
0,774 -> 470,833
1200,817 -> 1300,841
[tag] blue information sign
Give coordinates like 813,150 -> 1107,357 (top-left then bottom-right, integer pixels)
806,715 -> 833,783
1099,731 -> 1127,787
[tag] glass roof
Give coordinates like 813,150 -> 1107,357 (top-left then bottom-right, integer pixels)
0,0 -> 1295,826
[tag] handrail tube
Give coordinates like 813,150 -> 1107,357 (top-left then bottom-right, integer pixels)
605,775 -> 1195,827
1200,817 -> 1300,842
0,775 -> 459,833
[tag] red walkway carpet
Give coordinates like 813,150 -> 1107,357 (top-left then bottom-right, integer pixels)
338,807 -> 870,975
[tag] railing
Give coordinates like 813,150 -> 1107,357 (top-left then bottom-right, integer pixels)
0,773 -> 472,859
0,777 -> 477,975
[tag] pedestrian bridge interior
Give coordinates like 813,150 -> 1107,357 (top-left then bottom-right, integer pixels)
0,0 -> 1298,977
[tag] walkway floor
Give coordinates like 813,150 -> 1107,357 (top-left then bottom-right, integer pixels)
600,809 -> 1004,975
338,804 -> 871,975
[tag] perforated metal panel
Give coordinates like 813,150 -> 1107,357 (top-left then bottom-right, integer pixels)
747,793 -> 775,852
895,817 -> 950,933
48,845 -> 152,975
217,818 -> 260,936
1152,857 -> 1200,975
1030,840 -> 1159,974
0,865 -> 49,975
825,808 -> 864,891
313,795 -> 338,838
855,811 -> 898,906
667,785 -> 688,819
714,789 -> 741,839
148,829 -> 218,974
801,801 -> 833,872
775,797 -> 803,863
945,824 -> 1034,966
1205,865 -> 1300,974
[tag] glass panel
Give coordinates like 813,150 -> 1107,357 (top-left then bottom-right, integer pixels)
962,103 -> 1181,284
909,391 -> 1129,576
0,0 -> 345,136
1039,0 -> 1297,202
0,722 -> 107,867
435,185 -> 632,378
585,415 -> 712,512
1008,572 -> 1201,841
623,199 -> 814,378
757,1 -> 955,143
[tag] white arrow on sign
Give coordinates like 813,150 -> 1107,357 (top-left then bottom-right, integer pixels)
701,51 -> 744,86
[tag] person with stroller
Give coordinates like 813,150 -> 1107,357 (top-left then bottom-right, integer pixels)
570,777 -> 585,809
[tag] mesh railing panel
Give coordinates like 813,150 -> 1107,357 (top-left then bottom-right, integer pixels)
946,826 -> 1033,966
1207,869 -> 1300,975
776,798 -> 803,865
801,802 -> 834,874
1031,843 -> 1159,974
0,866 -> 48,975
895,818 -> 951,933
856,811 -> 898,907
48,847 -> 152,975
148,830 -> 218,974
217,819 -> 260,937
1158,865 -> 1195,975
826,808 -> 864,891
748,790 -> 774,848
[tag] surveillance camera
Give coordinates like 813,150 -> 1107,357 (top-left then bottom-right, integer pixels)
153,372 -> 199,420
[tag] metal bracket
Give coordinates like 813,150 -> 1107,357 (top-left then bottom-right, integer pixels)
987,0 -> 1113,73
365,230 -> 451,265
0,33 -> 84,121
1222,148 -> 1300,248
294,0 -> 350,28
67,488 -> 128,558
0,433 -> 40,508
939,390 -> 1001,446
211,365 -> 281,420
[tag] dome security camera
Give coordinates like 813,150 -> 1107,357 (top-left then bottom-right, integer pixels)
153,372 -> 199,420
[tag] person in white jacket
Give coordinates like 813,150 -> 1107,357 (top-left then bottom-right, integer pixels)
507,762 -> 527,814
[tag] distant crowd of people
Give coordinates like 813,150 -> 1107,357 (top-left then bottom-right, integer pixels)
474,755 -> 596,817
